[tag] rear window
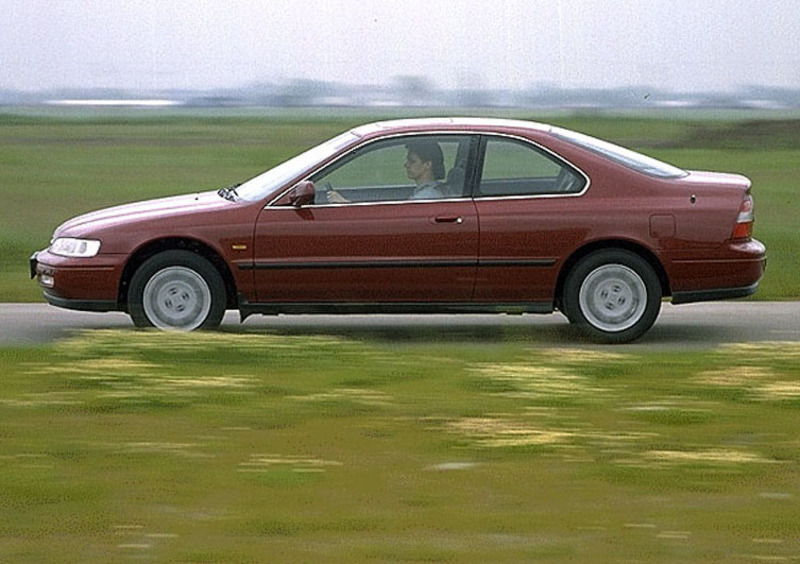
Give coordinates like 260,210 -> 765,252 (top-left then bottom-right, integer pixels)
553,127 -> 687,179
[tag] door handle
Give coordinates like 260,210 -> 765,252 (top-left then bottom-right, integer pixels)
434,216 -> 464,224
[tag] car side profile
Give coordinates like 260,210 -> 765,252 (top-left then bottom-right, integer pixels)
31,118 -> 766,343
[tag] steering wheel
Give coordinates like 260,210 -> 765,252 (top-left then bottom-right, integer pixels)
319,181 -> 331,203
323,181 -> 352,204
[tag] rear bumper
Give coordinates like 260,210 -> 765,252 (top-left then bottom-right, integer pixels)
667,239 -> 766,300
671,282 -> 760,304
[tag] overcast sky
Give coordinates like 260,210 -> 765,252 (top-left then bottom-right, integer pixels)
3,0 -> 800,93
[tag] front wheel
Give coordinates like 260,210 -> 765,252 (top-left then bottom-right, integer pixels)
562,249 -> 661,343
129,250 -> 226,331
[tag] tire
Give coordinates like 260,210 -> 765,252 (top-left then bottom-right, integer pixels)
562,249 -> 661,344
128,250 -> 226,331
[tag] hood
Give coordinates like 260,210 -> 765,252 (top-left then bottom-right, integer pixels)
54,191 -> 229,238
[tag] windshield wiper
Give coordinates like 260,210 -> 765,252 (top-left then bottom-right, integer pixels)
217,183 -> 241,201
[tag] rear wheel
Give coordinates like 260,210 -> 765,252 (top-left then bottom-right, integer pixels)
562,249 -> 661,343
129,250 -> 226,331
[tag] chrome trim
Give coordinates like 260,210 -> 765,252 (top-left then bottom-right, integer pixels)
265,129 -> 591,208
264,197 -> 475,210
470,192 -> 586,202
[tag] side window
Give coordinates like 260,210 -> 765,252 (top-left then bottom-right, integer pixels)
311,135 -> 472,204
478,137 -> 585,197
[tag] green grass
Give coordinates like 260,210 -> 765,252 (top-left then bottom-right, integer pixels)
1,330 -> 800,562
1,113 -> 797,301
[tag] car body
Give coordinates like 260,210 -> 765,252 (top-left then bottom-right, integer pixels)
31,118 -> 766,343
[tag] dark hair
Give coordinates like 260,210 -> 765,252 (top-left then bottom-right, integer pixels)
406,140 -> 445,180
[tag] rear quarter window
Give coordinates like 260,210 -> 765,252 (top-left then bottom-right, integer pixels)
478,137 -> 586,197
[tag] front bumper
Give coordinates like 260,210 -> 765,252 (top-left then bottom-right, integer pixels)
30,251 -> 39,279
41,289 -> 118,312
31,249 -> 124,312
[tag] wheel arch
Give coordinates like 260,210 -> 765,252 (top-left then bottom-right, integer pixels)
554,240 -> 671,309
118,238 -> 238,311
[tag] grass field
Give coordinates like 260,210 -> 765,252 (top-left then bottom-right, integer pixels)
1,110 -> 799,562
1,111 -> 798,301
1,330 -> 799,561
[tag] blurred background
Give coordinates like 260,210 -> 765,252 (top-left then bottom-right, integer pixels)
3,0 -> 799,111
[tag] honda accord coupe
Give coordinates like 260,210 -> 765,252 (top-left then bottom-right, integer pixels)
31,118 -> 766,343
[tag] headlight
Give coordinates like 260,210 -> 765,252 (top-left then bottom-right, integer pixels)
49,237 -> 102,258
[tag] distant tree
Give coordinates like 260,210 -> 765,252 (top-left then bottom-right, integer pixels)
279,79 -> 338,106
394,75 -> 434,105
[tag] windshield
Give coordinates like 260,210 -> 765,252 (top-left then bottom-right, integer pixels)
553,127 -> 687,179
235,131 -> 359,201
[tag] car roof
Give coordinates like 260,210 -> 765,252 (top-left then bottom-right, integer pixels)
350,117 -> 553,138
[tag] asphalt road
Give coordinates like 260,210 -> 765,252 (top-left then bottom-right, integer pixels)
1,302 -> 798,349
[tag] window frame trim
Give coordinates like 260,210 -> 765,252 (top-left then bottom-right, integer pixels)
265,130 -> 591,209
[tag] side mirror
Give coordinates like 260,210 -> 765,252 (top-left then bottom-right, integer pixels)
288,181 -> 316,207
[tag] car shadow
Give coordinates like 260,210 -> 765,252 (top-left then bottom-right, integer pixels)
222,315 -> 576,345
221,314 -> 752,350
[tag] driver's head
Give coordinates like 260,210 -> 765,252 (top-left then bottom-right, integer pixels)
404,140 -> 445,181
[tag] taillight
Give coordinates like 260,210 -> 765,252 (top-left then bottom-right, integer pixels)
731,194 -> 754,240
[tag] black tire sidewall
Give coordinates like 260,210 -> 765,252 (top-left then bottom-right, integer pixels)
128,250 -> 226,330
563,249 -> 661,344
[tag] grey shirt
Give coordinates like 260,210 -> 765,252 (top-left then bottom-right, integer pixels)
411,181 -> 444,200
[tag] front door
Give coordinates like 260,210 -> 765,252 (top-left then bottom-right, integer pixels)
252,134 -> 479,304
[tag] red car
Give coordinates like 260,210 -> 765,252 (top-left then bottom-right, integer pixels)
31,118 -> 766,343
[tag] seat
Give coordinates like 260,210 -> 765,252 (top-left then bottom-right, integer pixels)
444,166 -> 466,197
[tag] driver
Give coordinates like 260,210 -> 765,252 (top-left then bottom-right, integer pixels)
326,140 -> 446,203
404,140 -> 446,199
